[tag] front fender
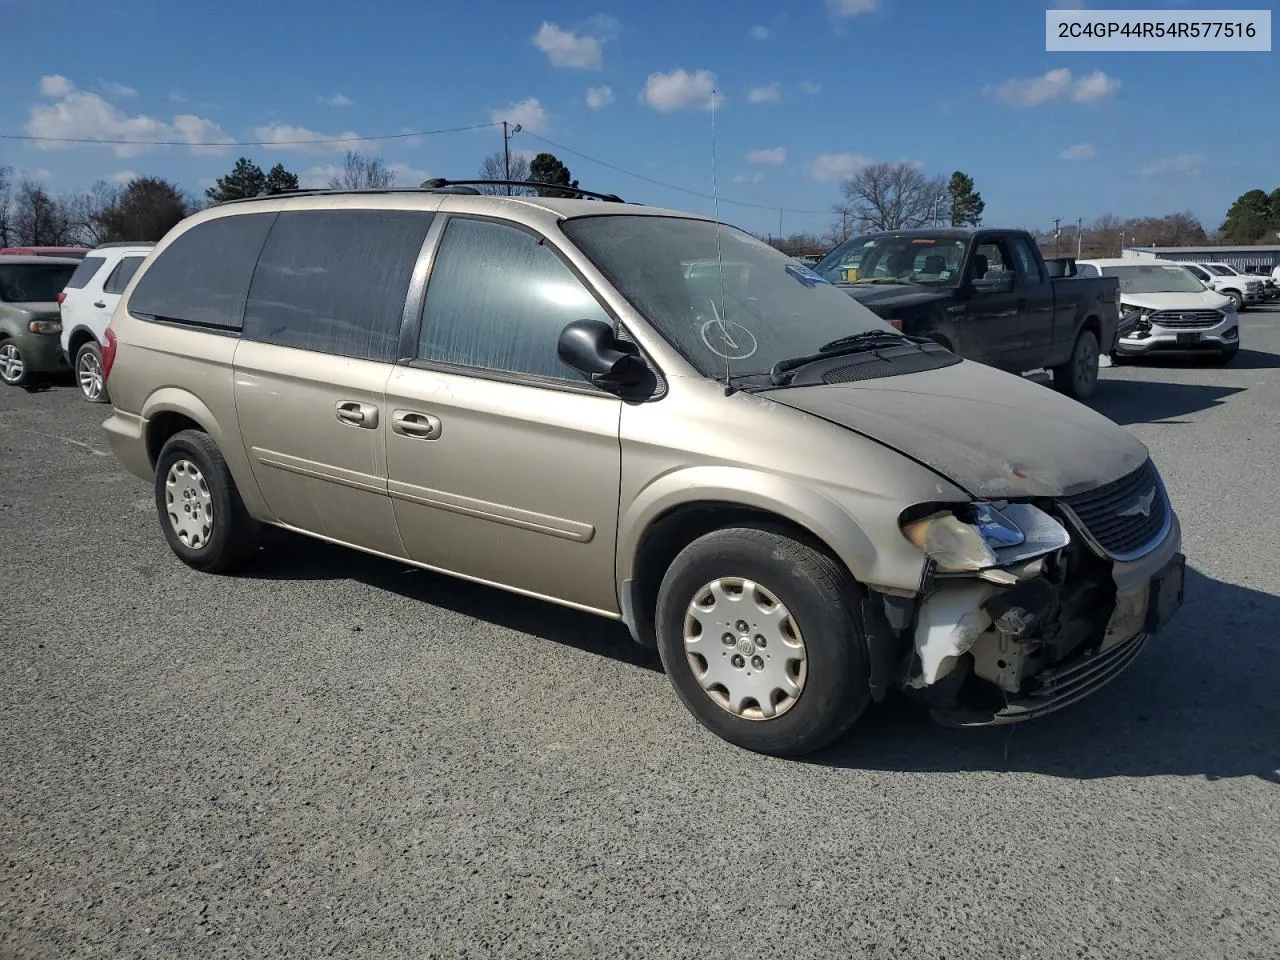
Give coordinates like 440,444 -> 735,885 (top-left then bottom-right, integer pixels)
618,464 -> 906,593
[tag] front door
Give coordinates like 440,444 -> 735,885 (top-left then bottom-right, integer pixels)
1007,233 -> 1057,366
232,207 -> 438,557
963,237 -> 1026,365
385,215 -> 623,614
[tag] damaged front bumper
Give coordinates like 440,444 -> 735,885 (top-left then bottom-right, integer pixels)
889,499 -> 1184,727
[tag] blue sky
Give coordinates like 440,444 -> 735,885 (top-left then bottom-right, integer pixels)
2,0 -> 1275,239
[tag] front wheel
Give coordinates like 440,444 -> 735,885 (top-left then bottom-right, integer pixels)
654,525 -> 871,756
1227,290 -> 1245,312
0,341 -> 30,387
1052,329 -> 1100,401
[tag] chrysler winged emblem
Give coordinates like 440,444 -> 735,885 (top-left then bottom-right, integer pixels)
1118,488 -> 1157,519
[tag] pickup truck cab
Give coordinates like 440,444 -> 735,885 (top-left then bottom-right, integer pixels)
815,228 -> 1120,400
1179,262 -> 1263,310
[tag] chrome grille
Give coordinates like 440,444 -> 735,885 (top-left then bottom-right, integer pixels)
1149,309 -> 1223,329
1059,459 -> 1168,558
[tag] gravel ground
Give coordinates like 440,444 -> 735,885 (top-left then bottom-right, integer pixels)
3,307 -> 1278,959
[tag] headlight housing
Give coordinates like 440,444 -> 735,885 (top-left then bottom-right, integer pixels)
28,319 -> 62,334
902,502 -> 1070,573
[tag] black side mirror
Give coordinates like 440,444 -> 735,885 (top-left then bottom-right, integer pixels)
971,270 -> 1015,295
558,319 -> 644,386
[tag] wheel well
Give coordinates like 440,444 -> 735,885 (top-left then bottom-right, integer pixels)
1080,315 -> 1100,340
628,502 -> 843,647
67,327 -> 97,357
146,412 -> 204,467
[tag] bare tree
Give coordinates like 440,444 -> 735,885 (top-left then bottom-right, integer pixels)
0,167 -> 13,247
63,181 -> 122,246
14,179 -> 76,246
477,151 -> 534,195
832,162 -> 948,233
328,151 -> 396,190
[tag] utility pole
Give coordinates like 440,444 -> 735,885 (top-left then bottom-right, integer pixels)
778,208 -> 783,243
1052,217 -> 1062,257
502,121 -> 523,196
1076,217 -> 1083,259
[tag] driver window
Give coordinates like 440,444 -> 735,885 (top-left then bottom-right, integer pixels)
1009,236 -> 1044,282
972,241 -> 1009,280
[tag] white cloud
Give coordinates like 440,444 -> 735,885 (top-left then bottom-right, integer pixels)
747,147 -> 787,165
250,123 -> 363,154
733,172 -> 766,184
100,80 -> 137,99
586,85 -> 614,109
389,162 -> 431,186
531,17 -> 618,69
397,127 -> 424,148
25,87 -> 234,157
301,164 -> 342,189
1059,143 -> 1097,161
826,0 -> 878,19
40,74 -> 73,97
747,83 -> 781,105
319,93 -> 353,107
641,69 -> 722,112
809,152 -> 873,181
489,97 -> 549,134
749,25 -> 770,40
1140,153 -> 1203,177
168,91 -> 188,103
110,169 -> 138,183
800,80 -> 823,94
985,67 -> 1120,106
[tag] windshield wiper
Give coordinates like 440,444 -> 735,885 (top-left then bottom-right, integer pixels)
769,330 -> 916,385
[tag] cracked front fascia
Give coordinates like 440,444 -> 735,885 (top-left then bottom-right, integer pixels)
908,582 -> 1003,688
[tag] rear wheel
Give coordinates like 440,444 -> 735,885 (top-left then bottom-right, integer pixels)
1052,328 -> 1100,400
154,429 -> 261,573
654,525 -> 870,756
74,341 -> 109,403
0,341 -> 29,387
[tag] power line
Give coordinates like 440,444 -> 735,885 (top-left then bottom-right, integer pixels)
521,131 -> 830,217
0,121 -> 500,148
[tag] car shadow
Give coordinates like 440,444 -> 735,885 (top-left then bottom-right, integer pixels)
1118,349 -> 1280,371
810,566 -> 1279,783
1090,378 -> 1245,425
248,536 -> 1276,782
248,532 -> 663,673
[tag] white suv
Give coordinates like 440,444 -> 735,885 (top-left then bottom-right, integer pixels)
59,242 -> 154,402
1179,261 -> 1263,310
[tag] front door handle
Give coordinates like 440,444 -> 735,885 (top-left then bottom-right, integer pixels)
93,301 -> 107,308
335,400 -> 379,429
392,410 -> 442,440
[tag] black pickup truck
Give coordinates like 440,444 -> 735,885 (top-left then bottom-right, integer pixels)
813,228 -> 1120,400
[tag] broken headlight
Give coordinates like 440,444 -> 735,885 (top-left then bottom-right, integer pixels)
902,503 -> 1069,573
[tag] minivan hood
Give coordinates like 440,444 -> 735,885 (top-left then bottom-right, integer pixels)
1121,289 -> 1231,312
766,360 -> 1148,499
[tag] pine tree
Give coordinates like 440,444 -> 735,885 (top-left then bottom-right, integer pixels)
205,158 -> 267,203
265,163 -> 300,195
947,171 -> 985,227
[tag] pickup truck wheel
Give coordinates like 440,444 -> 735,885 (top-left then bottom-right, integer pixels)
1226,290 -> 1245,311
1053,329 -> 1099,401
654,525 -> 871,757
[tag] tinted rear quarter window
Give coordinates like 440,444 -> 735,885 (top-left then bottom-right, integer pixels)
65,256 -> 107,290
103,256 -> 145,295
128,213 -> 276,329
241,210 -> 434,362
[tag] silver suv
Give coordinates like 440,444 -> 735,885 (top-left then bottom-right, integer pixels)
100,181 -> 1185,756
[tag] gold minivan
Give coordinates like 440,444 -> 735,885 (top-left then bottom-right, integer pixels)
101,182 -> 1185,756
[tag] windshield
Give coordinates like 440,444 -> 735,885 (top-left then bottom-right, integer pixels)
561,215 -> 894,378
0,262 -> 77,303
1203,264 -> 1232,276
1206,263 -> 1239,275
1101,264 -> 1208,294
814,234 -> 967,287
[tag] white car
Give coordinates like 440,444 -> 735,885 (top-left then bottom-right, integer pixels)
1178,261 -> 1263,310
58,242 -> 154,402
1077,258 -> 1238,363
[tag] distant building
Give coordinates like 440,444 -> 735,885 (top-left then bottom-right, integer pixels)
1122,244 -> 1280,272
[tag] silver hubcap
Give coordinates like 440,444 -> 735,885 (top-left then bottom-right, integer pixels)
683,578 -> 807,720
164,459 -> 214,549
77,351 -> 103,399
0,344 -> 23,382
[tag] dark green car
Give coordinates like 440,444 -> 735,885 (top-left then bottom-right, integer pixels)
0,256 -> 79,387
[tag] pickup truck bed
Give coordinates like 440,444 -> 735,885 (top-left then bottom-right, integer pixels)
814,228 -> 1120,401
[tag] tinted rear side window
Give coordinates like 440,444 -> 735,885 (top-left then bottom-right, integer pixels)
128,213 -> 276,330
103,256 -> 145,295
0,263 -> 78,303
242,210 -> 433,362
65,256 -> 107,290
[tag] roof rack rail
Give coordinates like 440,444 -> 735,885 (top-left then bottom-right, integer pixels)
422,179 -> 624,202
93,240 -> 157,249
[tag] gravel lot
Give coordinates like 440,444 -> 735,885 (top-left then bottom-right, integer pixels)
3,307 -> 1279,959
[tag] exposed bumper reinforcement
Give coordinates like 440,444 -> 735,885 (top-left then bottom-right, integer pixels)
930,631 -> 1148,727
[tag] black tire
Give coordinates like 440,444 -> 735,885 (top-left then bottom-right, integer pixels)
1052,328 -> 1100,401
1226,290 -> 1245,312
0,339 -> 31,387
154,429 -> 261,573
654,525 -> 871,757
74,341 -> 110,403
